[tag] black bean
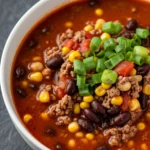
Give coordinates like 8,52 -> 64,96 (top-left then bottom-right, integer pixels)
139,93 -> 148,110
91,101 -> 106,116
46,55 -> 64,70
44,127 -> 56,137
15,67 -> 25,79
107,106 -> 120,116
16,88 -> 27,97
121,31 -> 132,39
89,0 -> 99,7
78,118 -> 94,132
136,64 -> 150,75
65,80 -> 77,95
84,108 -> 100,123
113,112 -> 131,126
28,40 -> 38,48
101,121 -> 110,129
142,36 -> 150,47
29,83 -> 37,90
96,146 -> 109,150
125,19 -> 138,31
55,143 -> 66,150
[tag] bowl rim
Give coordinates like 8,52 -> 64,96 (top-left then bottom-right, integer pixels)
0,0 -> 56,149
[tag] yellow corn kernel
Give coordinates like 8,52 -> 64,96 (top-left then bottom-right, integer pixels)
140,143 -> 148,150
68,139 -> 76,148
130,68 -> 137,76
39,90 -> 50,103
128,140 -> 134,148
40,112 -> 49,121
117,82 -> 131,92
111,96 -> 123,106
30,62 -> 44,72
85,133 -> 94,140
74,103 -> 81,114
100,33 -> 111,40
69,51 -> 81,62
95,19 -> 105,30
32,56 -> 42,61
84,25 -> 93,32
95,86 -> 106,96
129,99 -> 140,111
62,46 -> 70,55
83,95 -> 94,103
137,122 -> 146,131
29,72 -> 43,82
101,83 -> 111,89
143,84 -> 150,95
65,21 -> 73,28
81,138 -> 88,144
75,132 -> 84,138
21,80 -> 28,88
68,122 -> 80,133
95,8 -> 103,16
145,112 -> 150,121
23,114 -> 33,123
80,102 -> 90,109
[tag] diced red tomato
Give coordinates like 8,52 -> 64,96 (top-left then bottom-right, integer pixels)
72,41 -> 80,50
80,39 -> 91,52
121,92 -> 131,111
55,87 -> 65,99
63,39 -> 75,49
114,61 -> 134,76
85,32 -> 94,39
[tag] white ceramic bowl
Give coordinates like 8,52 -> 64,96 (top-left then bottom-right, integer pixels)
0,0 -> 73,149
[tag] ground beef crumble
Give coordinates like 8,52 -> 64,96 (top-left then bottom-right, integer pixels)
46,95 -> 74,117
104,125 -> 138,147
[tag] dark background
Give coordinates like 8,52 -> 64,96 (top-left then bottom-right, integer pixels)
0,0 -> 37,149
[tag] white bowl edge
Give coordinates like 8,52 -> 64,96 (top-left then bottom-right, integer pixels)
0,0 -> 70,150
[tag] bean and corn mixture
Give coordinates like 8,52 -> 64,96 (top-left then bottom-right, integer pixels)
12,0 -> 150,150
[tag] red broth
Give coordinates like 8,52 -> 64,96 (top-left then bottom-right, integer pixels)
12,0 -> 150,149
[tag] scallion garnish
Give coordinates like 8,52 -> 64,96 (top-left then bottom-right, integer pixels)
90,37 -> 101,55
79,84 -> 92,96
133,46 -> 148,58
83,56 -> 97,70
136,28 -> 150,39
96,58 -> 106,72
91,73 -> 102,85
103,38 -> 116,51
134,55 -> 144,66
77,75 -> 86,87
74,60 -> 86,75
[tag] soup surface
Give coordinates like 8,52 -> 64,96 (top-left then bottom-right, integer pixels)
12,0 -> 150,150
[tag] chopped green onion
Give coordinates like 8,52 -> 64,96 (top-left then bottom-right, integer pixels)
102,22 -> 115,34
115,45 -> 125,53
133,46 -> 148,58
146,56 -> 150,64
104,50 -> 116,58
136,28 -> 149,39
134,55 -> 144,66
102,21 -> 122,34
101,69 -> 118,84
113,22 -> 122,34
90,37 -> 101,55
79,84 -> 92,96
103,38 -> 116,51
74,60 -> 86,75
91,73 -> 102,85
96,58 -> 106,72
117,37 -> 132,50
77,75 -> 86,87
104,60 -> 114,69
132,34 -> 141,46
83,56 -> 97,70
125,51 -> 134,62
96,50 -> 105,58
104,52 -> 124,69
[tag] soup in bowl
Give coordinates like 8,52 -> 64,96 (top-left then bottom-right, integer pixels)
1,0 -> 150,150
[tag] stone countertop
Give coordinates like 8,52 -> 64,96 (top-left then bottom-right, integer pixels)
0,0 -> 37,149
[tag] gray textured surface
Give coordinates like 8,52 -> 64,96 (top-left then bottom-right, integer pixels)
0,0 -> 37,150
